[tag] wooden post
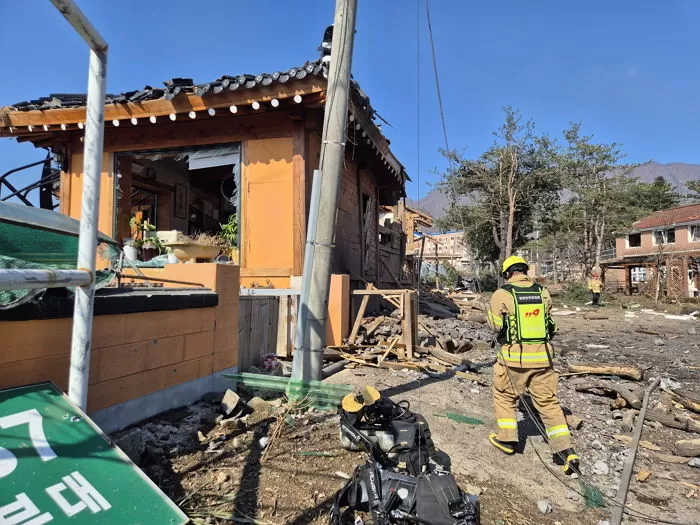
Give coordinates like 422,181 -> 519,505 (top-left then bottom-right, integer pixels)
434,240 -> 440,289
349,285 -> 371,342
401,290 -> 417,360
417,235 -> 426,287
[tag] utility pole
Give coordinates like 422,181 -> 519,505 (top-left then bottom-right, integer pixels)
291,0 -> 358,381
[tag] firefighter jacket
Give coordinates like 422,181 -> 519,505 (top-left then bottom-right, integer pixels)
588,278 -> 603,293
488,275 -> 556,369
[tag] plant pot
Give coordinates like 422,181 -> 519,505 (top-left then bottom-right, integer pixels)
141,248 -> 157,262
164,243 -> 222,263
123,244 -> 138,261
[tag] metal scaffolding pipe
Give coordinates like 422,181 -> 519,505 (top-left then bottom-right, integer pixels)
68,47 -> 107,410
50,0 -> 108,52
50,0 -> 109,410
0,269 -> 91,290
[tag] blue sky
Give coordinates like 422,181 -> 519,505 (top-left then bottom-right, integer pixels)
1,0 -> 699,203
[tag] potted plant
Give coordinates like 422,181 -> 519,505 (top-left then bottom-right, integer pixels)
164,232 -> 225,263
219,214 -> 239,264
128,217 -> 165,261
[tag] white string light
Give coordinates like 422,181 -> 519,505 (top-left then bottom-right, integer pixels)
169,114 -> 176,121
293,94 -> 302,103
208,108 -> 216,116
270,99 -> 280,108
78,122 -> 84,129
188,111 -> 196,119
28,125 -> 33,132
43,125 -> 49,131
229,105 -> 238,114
112,119 -> 120,127
251,101 -> 260,110
130,117 -> 138,125
149,115 -> 157,124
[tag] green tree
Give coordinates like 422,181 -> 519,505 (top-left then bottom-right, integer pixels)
439,107 -> 560,268
560,123 -> 632,272
630,176 -> 681,211
685,180 -> 700,201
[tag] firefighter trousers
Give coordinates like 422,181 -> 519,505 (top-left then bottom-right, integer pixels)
492,361 -> 572,452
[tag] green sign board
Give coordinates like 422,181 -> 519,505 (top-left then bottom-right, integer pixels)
0,382 -> 189,525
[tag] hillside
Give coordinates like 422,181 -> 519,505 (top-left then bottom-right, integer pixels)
408,161 -> 700,222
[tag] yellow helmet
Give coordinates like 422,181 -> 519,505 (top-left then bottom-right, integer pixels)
501,255 -> 528,274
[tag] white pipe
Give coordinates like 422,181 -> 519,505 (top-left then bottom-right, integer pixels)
49,0 -> 108,52
68,47 -> 107,410
0,269 -> 91,290
291,169 -> 321,380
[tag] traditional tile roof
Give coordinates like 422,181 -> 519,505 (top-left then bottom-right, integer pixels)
6,61 -> 328,112
0,56 -> 406,185
632,203 -> 700,230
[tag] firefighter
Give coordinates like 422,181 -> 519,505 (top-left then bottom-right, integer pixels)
588,273 -> 603,307
487,256 -> 580,474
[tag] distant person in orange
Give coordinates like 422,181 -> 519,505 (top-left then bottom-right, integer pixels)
588,273 -> 603,307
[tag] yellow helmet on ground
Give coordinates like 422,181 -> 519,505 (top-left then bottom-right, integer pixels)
501,255 -> 529,274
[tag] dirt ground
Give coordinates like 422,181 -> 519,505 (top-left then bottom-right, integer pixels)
120,298 -> 700,525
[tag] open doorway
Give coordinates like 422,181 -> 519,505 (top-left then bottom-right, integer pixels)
115,143 -> 241,263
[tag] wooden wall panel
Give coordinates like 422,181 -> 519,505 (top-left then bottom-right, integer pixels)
242,137 -> 294,271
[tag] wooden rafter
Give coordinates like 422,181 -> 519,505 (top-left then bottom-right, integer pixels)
0,77 -> 325,132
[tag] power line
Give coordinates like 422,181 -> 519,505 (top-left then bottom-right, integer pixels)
425,0 -> 450,158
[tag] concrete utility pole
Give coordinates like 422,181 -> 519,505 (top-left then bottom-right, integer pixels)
291,0 -> 358,381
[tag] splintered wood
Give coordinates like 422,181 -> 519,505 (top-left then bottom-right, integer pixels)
342,286 -> 486,385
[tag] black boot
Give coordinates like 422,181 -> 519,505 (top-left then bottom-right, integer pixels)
553,448 -> 580,475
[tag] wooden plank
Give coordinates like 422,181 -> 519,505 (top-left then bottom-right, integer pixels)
292,119 -> 306,275
266,298 -> 279,360
401,291 -> 415,360
276,296 -> 291,357
240,267 -> 293,277
250,299 -> 267,369
378,338 -> 399,364
356,164 -> 365,279
288,296 -> 298,356
0,78 -> 325,129
238,298 -> 253,370
349,286 -> 371,342
353,289 -> 406,296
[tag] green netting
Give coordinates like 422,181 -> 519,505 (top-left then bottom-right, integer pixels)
0,255 -> 116,309
224,372 -> 353,411
0,202 -> 120,309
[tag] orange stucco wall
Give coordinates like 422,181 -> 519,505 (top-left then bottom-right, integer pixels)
242,138 -> 294,272
61,152 -> 116,238
326,274 -> 350,346
0,264 -> 239,413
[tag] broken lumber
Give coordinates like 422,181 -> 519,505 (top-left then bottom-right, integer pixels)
636,328 -> 661,336
645,409 -> 700,434
612,434 -> 662,451
673,438 -> 700,457
611,378 -> 660,525
365,316 -> 388,338
415,345 -> 469,367
567,362 -> 643,381
665,389 -> 700,414
574,381 -> 644,409
583,312 -> 609,320
644,452 -> 690,464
